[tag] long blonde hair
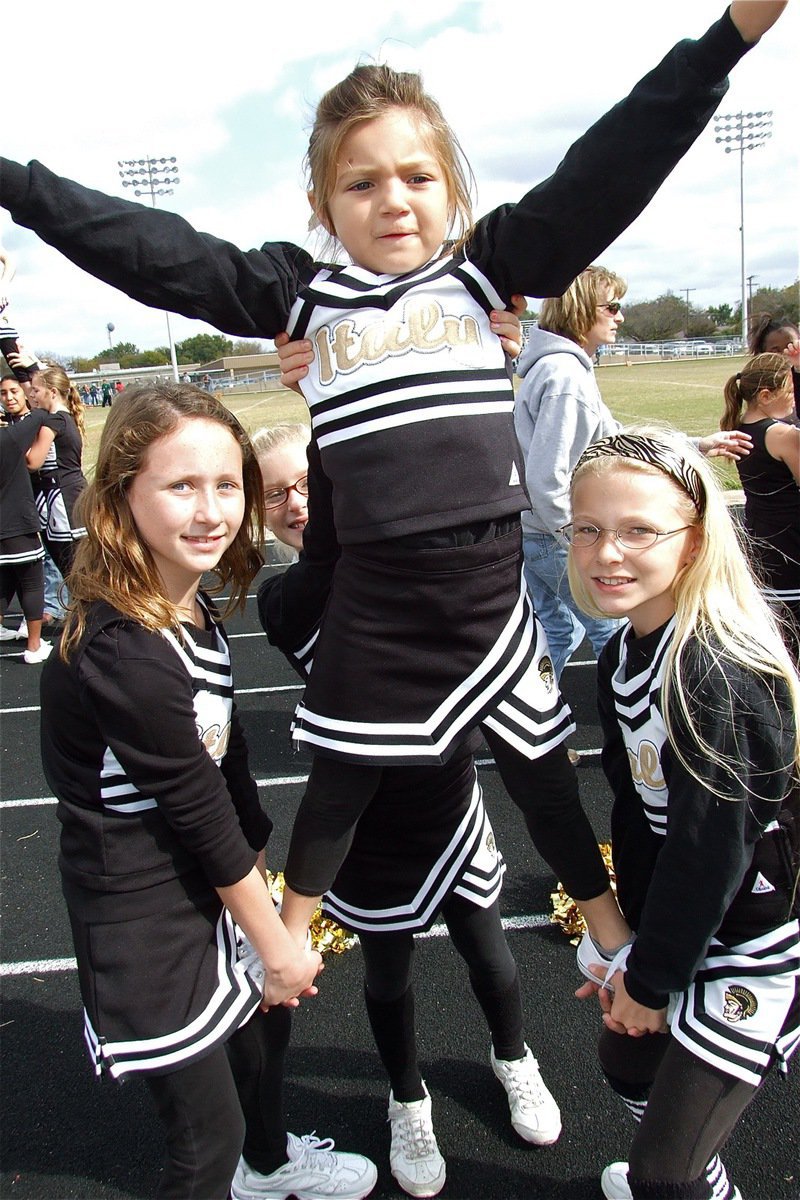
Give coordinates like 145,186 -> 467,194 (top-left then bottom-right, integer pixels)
567,426 -> 800,796
61,384 -> 264,658
35,364 -> 85,442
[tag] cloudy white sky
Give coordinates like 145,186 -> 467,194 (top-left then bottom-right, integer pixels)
3,0 -> 798,359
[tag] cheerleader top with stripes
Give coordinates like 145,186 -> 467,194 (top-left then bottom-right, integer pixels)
598,618 -> 799,1012
0,410 -> 53,539
40,599 -> 271,919
29,410 -> 87,532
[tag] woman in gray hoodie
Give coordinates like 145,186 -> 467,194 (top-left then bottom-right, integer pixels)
514,266 -> 750,679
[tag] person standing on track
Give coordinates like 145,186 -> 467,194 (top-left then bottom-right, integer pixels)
39,383 -> 376,1200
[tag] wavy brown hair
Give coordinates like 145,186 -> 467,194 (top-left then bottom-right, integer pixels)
61,384 -> 264,659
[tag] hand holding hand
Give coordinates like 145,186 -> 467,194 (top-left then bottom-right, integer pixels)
260,945 -> 323,1010
603,971 -> 668,1037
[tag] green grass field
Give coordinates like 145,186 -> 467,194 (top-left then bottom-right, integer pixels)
80,354 -> 747,486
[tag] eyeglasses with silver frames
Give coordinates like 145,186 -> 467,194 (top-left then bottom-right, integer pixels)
559,523 -> 695,550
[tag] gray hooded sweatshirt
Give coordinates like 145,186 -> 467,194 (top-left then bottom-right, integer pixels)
514,328 -> 620,537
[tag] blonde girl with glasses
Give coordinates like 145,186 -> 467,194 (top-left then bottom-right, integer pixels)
251,423 -> 311,562
565,427 -> 800,1200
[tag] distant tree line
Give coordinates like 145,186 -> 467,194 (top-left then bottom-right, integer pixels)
61,333 -> 268,374
35,281 -> 799,370
522,280 -> 798,343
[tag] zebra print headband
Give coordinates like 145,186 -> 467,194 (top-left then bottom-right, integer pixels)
574,433 -> 706,516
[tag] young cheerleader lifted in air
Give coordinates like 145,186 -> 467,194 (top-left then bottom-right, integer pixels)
40,384 -> 376,1200
563,427 -> 800,1200
0,0 -> 787,1128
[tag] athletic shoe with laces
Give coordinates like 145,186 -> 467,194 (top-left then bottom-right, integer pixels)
490,1044 -> 562,1145
601,1161 -> 741,1200
23,640 -> 52,665
230,1131 -> 377,1200
0,625 -> 19,641
576,933 -> 634,990
17,618 -> 28,640
387,1084 -> 446,1197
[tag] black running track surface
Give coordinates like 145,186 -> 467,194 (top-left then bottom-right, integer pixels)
1,569 -> 797,1199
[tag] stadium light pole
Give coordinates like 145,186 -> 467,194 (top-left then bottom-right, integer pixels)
714,111 -> 772,346
682,287 -> 696,337
117,155 -> 181,381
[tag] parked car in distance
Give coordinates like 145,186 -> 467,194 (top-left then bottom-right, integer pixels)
664,341 -> 716,357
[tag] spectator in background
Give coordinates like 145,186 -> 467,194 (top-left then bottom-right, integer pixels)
0,376 -> 57,661
89,381 -> 99,406
748,312 -> 800,416
514,266 -> 628,682
101,379 -> 113,407
26,365 -> 88,579
721,352 -> 800,662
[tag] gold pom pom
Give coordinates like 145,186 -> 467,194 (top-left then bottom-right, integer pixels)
550,843 -> 616,945
267,871 -> 356,955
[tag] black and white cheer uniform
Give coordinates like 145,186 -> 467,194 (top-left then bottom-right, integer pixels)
1,10 -> 753,766
736,416 -> 800,654
599,618 -> 800,1087
29,409 -> 87,573
40,597 -> 270,1080
0,410 -> 47,570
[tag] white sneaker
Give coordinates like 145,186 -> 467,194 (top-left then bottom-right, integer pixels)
601,1161 -> 741,1200
0,625 -> 19,641
23,641 -> 52,665
601,1162 -> 633,1199
17,618 -> 28,640
387,1084 -> 446,1197
230,1132 -> 377,1200
490,1044 -> 562,1145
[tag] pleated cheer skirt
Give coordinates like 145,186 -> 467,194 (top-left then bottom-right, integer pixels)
292,525 -> 574,766
323,746 -> 505,934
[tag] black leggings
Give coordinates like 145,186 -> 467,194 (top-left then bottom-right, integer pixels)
42,536 -> 79,580
599,1030 -> 757,1199
0,558 -> 44,622
286,738 -> 609,903
144,1006 -> 291,1200
360,894 -> 524,1102
483,727 -> 609,900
